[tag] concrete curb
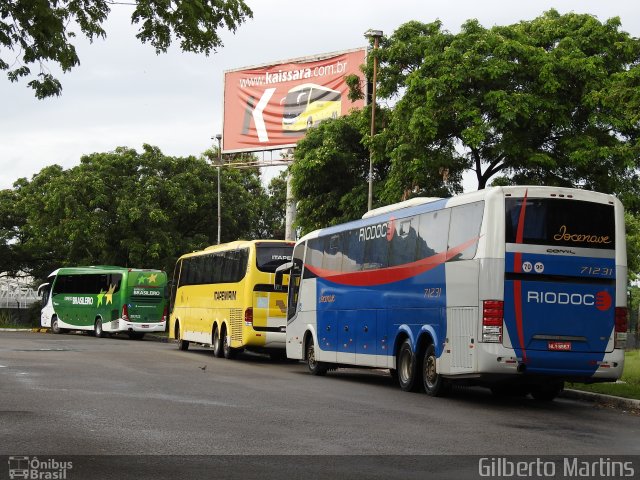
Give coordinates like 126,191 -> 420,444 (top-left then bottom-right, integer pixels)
561,388 -> 640,412
0,328 -> 40,332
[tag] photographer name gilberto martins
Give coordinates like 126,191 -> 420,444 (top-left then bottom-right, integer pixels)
478,457 -> 635,478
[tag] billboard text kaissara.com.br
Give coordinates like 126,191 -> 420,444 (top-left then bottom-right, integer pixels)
222,48 -> 367,153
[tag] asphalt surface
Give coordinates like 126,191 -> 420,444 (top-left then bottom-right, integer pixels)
1,331 -> 639,479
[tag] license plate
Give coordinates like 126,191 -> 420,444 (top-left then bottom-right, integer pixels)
142,324 -> 149,329
548,341 -> 571,351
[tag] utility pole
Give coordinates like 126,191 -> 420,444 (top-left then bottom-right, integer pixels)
364,29 -> 383,212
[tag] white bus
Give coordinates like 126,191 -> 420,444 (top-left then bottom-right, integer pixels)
280,186 -> 627,400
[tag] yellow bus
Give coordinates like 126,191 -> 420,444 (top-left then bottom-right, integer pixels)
169,240 -> 294,360
281,83 -> 342,132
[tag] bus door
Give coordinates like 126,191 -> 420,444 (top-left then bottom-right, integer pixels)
503,195 -> 616,375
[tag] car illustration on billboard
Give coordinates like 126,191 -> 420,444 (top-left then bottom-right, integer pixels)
281,83 -> 342,132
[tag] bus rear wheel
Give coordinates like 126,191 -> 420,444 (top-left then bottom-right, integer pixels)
94,319 -> 105,338
422,344 -> 449,397
397,338 -> 419,392
176,322 -> 189,351
212,326 -> 223,358
306,338 -> 327,376
222,327 -> 236,359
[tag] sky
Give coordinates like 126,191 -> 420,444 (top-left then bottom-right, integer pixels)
1,0 -> 639,191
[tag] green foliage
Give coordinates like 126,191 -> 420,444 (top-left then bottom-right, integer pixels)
3,145 -> 279,280
568,350 -> 640,400
1,0 -> 252,98
290,110 -> 386,235
376,11 -> 640,194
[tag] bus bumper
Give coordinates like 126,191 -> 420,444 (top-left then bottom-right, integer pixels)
119,320 -> 166,333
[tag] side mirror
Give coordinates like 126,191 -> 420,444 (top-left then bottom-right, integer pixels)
274,261 -> 293,289
37,283 -> 49,298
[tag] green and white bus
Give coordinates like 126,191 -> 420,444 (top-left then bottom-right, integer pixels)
38,266 -> 168,339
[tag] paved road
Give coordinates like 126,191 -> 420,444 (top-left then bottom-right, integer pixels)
1,332 -> 639,478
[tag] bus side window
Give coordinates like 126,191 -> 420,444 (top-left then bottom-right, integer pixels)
342,228 -> 364,272
304,239 -> 323,278
322,234 -> 343,273
447,201 -> 484,260
389,217 -> 418,267
416,209 -> 450,260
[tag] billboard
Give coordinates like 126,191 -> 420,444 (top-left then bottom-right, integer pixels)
222,48 -> 367,153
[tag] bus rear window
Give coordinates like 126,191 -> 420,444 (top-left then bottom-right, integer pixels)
256,243 -> 293,273
505,198 -> 614,249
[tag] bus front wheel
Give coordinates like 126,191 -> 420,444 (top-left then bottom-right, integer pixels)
397,338 -> 419,392
306,338 -> 327,376
212,326 -> 223,358
51,316 -> 62,335
422,344 -> 449,397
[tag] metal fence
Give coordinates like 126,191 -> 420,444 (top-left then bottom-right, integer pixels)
0,275 -> 39,309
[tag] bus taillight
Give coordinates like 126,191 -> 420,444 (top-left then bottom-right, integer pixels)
482,300 -> 503,343
244,307 -> 253,327
615,307 -> 628,349
122,304 -> 129,322
161,305 -> 168,323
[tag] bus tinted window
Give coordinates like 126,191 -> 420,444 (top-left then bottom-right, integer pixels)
417,209 -> 450,259
448,202 -> 484,260
256,244 -> 293,273
304,239 -> 324,278
389,217 -> 419,267
53,273 -> 122,295
505,198 -> 615,249
342,229 -> 364,273
322,234 -> 343,272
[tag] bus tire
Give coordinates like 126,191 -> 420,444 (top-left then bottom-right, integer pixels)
51,316 -> 62,335
397,338 -> 419,392
422,343 -> 449,397
305,338 -> 327,376
212,325 -> 223,358
530,381 -> 564,402
222,327 -> 235,359
176,322 -> 189,351
94,319 -> 105,338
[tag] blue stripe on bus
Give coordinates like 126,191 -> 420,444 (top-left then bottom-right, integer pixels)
314,264 -> 447,357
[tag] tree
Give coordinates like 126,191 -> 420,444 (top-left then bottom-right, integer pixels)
1,0 -> 252,98
290,110 -> 390,235
4,144 -> 275,280
372,12 -> 640,195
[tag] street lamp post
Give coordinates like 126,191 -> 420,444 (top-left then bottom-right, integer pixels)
364,29 -> 383,212
215,133 -> 222,245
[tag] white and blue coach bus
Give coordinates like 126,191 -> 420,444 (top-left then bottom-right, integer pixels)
278,186 -> 628,400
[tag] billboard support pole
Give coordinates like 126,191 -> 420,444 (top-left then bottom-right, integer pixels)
215,134 -> 223,244
365,30 -> 383,212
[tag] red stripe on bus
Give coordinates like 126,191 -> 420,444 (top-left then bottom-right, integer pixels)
304,236 -> 480,287
513,190 -> 528,363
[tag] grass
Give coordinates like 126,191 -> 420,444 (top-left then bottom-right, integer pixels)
568,350 -> 640,400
